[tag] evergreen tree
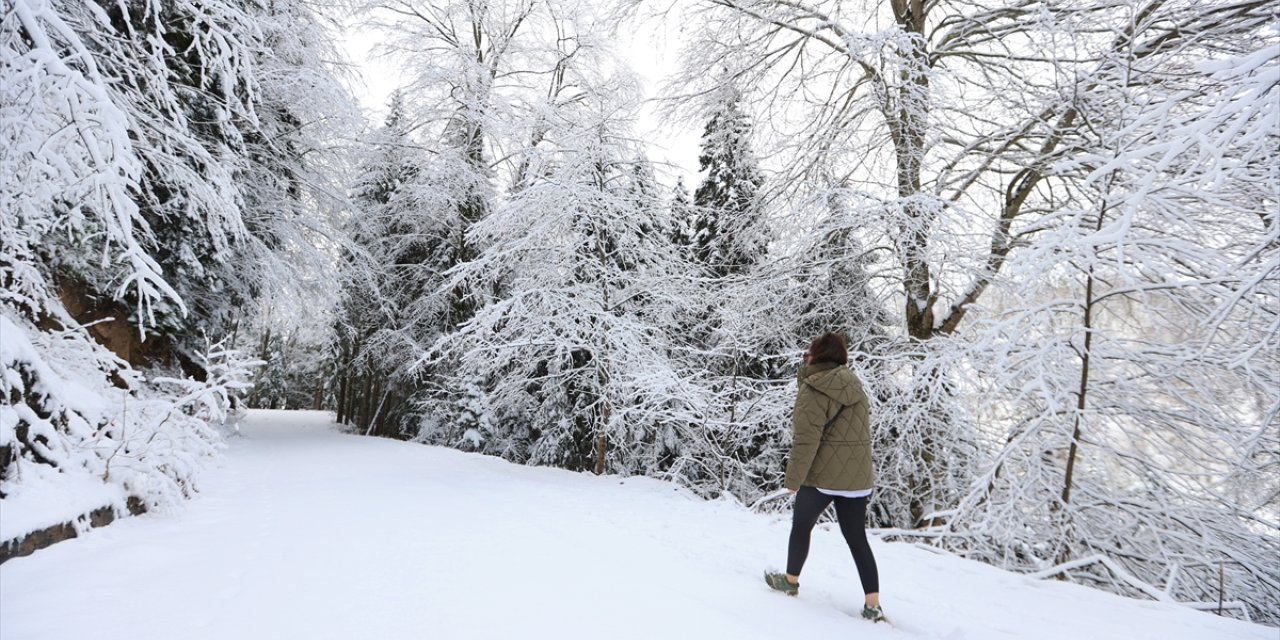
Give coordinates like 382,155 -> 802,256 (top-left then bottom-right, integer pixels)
331,91 -> 454,436
421,66 -> 699,475
669,178 -> 695,247
686,85 -> 767,279
661,84 -> 783,499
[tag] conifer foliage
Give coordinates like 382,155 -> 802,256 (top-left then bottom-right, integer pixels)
333,93 -> 433,435
664,85 -> 786,499
684,85 -> 767,279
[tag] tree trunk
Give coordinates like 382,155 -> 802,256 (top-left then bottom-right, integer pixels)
594,365 -> 611,476
313,373 -> 324,410
337,374 -> 349,424
1062,194 -> 1111,508
885,5 -> 944,528
365,381 -> 386,437
359,374 -> 374,430
1061,273 -> 1094,508
248,327 -> 271,408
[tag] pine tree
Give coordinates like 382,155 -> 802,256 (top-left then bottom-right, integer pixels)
669,178 -> 695,247
661,85 -> 783,498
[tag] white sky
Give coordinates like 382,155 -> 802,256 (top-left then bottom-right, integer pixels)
335,15 -> 702,189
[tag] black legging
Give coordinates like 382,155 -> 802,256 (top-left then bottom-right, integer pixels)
787,486 -> 880,594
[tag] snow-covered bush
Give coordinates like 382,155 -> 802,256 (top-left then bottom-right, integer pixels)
1,312 -> 258,532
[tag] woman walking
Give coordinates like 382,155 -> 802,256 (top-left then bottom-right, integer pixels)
764,332 -> 884,622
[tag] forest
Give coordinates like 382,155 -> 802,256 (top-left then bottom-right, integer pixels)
2,0 -> 1276,625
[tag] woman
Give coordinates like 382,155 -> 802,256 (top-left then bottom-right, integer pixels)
764,332 -> 884,623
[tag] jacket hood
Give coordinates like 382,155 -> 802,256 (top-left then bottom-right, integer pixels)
798,362 -> 864,407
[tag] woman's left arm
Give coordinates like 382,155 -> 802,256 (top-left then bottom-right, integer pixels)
783,385 -> 825,491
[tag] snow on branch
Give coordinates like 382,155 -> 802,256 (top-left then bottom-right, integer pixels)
1030,554 -> 1176,603
2,0 -> 184,323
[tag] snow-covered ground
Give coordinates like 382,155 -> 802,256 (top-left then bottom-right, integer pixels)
1,410 -> 1270,640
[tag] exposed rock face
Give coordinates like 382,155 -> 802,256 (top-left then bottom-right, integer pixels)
0,497 -> 146,564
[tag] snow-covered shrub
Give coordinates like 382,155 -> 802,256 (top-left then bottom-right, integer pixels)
2,312 -> 257,537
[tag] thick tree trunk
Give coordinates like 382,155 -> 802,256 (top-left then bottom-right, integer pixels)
594,434 -> 607,476
886,2 -> 942,528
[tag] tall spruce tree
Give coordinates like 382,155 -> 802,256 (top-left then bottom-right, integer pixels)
426,115 -> 694,473
333,93 -> 417,432
674,83 -> 769,359
669,178 -> 694,245
686,85 -> 767,279
663,84 -> 785,499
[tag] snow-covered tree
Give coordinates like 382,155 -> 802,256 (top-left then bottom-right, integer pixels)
331,91 -> 467,436
415,28 -> 704,472
1,0 -> 354,516
343,0 -> 566,438
942,2 -> 1280,623
658,0 -> 1278,620
3,0 -> 186,327
664,0 -> 1078,526
685,84 -> 767,279
9,0 -> 355,369
653,87 -> 782,499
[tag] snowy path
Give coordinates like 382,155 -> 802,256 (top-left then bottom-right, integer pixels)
1,410 -> 1270,640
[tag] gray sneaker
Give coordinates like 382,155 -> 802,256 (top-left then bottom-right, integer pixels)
763,571 -> 799,596
861,605 -> 886,622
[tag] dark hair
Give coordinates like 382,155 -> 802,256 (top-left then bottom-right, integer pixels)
807,332 -> 848,365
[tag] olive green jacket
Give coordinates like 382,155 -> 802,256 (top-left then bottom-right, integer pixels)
783,362 -> 874,492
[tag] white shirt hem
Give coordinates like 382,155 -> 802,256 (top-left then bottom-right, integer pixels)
815,487 -> 873,498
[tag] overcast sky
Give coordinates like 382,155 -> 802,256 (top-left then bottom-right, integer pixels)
335,16 -> 703,189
